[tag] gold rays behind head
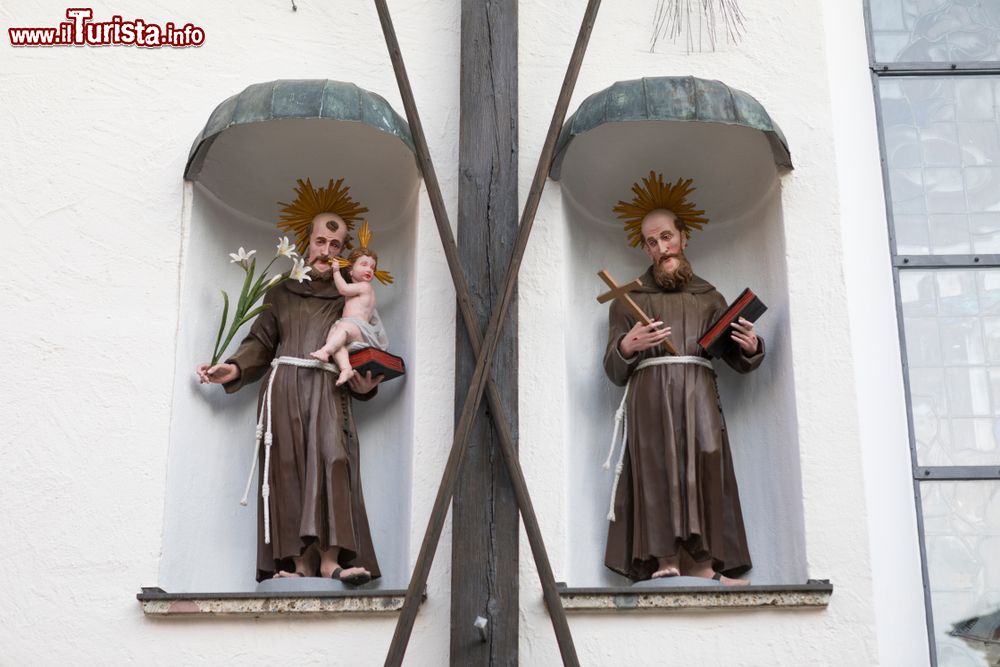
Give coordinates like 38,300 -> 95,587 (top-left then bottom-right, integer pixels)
277,178 -> 370,255
337,220 -> 395,286
613,171 -> 709,247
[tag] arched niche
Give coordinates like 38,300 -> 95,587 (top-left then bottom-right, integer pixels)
552,76 -> 807,586
160,80 -> 420,592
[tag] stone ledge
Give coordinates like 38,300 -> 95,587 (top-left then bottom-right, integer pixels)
558,582 -> 833,612
137,587 -> 419,617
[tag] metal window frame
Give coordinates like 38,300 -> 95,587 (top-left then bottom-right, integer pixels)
864,2 -> 1000,665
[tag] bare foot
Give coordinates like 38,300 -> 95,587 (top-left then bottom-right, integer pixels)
317,546 -> 371,584
318,557 -> 371,585
310,349 -> 331,362
321,563 -> 368,579
651,554 -> 680,579
273,570 -> 305,578
651,566 -> 680,578
336,368 -> 355,386
686,564 -> 751,586
681,550 -> 750,585
273,544 -> 319,578
330,565 -> 372,585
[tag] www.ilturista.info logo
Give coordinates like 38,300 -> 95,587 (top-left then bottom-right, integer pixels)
9,8 -> 205,48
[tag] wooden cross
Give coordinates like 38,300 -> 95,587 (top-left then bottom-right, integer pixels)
597,269 -> 678,356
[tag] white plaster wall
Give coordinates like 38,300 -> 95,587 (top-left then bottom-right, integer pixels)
821,2 -> 931,666
1,0 -> 457,663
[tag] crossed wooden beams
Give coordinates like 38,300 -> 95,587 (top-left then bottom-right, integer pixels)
374,1 -> 603,664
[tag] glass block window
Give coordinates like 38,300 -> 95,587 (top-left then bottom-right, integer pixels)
880,77 -> 1000,254
901,269 -> 1000,466
868,2 -> 1000,665
921,481 -> 1000,665
871,0 -> 1000,65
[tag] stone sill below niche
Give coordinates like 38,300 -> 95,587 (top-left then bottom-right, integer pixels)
558,581 -> 833,612
137,587 -> 420,617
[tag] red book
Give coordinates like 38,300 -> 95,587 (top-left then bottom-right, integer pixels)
348,348 -> 406,382
698,288 -> 767,358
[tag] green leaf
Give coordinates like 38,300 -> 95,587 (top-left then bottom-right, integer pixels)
210,290 -> 230,365
249,271 -> 269,303
235,303 -> 272,329
217,302 -> 271,359
255,255 -> 279,290
235,257 -> 255,318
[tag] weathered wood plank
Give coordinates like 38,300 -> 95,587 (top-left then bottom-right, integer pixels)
452,0 -> 519,664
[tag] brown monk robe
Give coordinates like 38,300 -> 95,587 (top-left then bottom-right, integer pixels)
223,272 -> 381,582
603,267 -> 764,581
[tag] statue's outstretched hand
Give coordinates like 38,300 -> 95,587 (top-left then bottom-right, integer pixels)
730,317 -> 759,355
619,320 -> 672,358
196,362 -> 240,385
347,370 -> 383,395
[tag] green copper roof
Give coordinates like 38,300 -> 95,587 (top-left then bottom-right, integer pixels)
185,79 -> 415,181
551,76 -> 792,179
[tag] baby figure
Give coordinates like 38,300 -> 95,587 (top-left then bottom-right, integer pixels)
310,247 -> 388,386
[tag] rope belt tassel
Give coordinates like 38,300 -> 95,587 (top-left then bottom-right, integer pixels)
240,355 -> 340,544
604,354 -> 714,522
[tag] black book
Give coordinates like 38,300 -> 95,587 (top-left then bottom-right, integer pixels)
698,288 -> 767,358
348,348 -> 406,382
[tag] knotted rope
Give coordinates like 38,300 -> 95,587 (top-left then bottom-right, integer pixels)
240,355 -> 339,544
604,354 -> 714,522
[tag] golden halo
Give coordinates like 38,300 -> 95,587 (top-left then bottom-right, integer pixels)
277,178 -> 369,255
613,171 -> 709,247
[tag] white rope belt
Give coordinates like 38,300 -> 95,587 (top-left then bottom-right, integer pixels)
603,355 -> 714,522
240,355 -> 339,544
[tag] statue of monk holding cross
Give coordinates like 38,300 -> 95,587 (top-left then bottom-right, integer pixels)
598,172 -> 763,586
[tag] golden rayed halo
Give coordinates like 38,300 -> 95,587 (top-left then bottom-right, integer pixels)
277,178 -> 369,255
339,221 -> 395,286
613,171 -> 709,247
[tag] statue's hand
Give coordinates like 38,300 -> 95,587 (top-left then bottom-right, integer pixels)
619,320 -> 672,358
347,369 -> 383,395
196,362 -> 240,385
730,317 -> 759,355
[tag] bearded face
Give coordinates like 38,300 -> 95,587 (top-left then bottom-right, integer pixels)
652,252 -> 693,289
640,210 -> 692,290
307,213 -> 348,275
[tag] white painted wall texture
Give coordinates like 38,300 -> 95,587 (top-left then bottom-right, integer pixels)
1,0 -> 920,664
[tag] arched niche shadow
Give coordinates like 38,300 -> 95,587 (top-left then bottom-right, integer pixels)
553,77 -> 807,586
160,80 -> 420,592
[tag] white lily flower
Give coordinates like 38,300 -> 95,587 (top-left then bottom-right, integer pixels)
228,247 -> 257,265
289,258 -> 312,283
267,274 -> 283,287
275,236 -> 297,258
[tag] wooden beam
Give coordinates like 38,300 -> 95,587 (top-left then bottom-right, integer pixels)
451,0 -> 519,664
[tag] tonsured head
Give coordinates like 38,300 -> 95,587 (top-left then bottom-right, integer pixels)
277,177 -> 368,256
307,213 -> 349,272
